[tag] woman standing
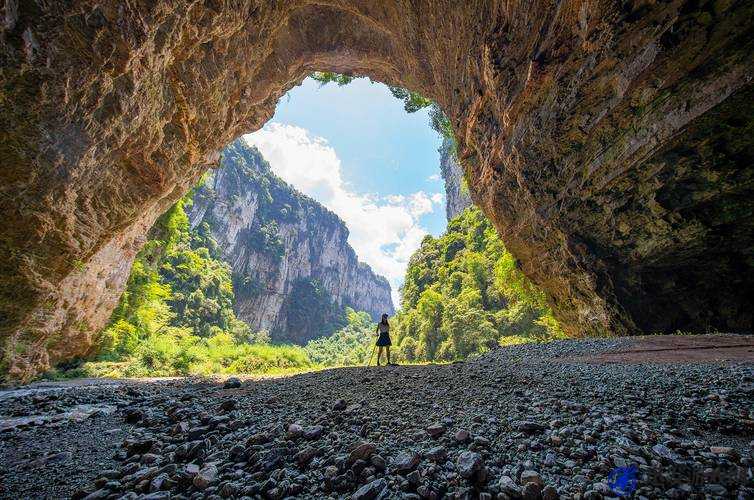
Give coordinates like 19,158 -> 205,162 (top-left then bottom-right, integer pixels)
375,313 -> 394,366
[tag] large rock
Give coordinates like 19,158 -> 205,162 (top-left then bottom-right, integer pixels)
1,1 -> 753,380
186,140 -> 393,343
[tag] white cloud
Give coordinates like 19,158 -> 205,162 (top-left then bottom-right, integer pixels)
427,173 -> 441,181
244,123 -> 443,308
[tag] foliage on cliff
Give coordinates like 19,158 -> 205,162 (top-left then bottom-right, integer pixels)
304,309 -> 375,366
63,186 -> 381,378
78,191 -> 315,376
391,208 -> 564,362
193,140 -> 392,343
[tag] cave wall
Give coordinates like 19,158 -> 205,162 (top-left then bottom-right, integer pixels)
1,0 -> 752,380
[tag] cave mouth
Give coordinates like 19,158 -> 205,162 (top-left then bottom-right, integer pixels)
77,74 -> 520,378
2,1 -> 754,381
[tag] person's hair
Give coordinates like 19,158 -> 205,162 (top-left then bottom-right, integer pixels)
381,313 -> 389,325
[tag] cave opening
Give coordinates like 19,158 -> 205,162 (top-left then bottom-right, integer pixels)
64,73 -> 562,379
2,1 -> 753,383
2,3 -> 754,497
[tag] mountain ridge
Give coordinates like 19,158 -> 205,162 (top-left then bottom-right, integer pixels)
186,139 -> 394,344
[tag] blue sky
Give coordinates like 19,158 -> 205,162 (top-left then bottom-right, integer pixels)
244,77 -> 448,307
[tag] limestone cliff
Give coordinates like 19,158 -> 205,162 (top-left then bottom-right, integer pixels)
2,1 -> 754,380
439,137 -> 473,221
187,140 -> 393,344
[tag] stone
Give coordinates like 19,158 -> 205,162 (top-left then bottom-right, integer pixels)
516,421 -> 545,434
303,425 -> 324,440
520,470 -> 543,487
296,447 -> 317,468
287,423 -> 304,439
219,400 -> 236,411
82,489 -> 110,500
473,436 -> 490,447
352,478 -> 387,500
371,455 -> 387,471
522,482 -> 542,500
406,470 -> 421,485
223,377 -> 242,389
652,444 -> 678,461
454,430 -> 471,443
393,451 -> 421,474
541,485 -> 558,500
123,409 -> 143,424
704,484 -> 728,496
426,423 -> 445,438
709,446 -> 734,455
498,476 -> 521,497
247,431 -> 273,445
348,442 -> 377,464
426,446 -> 447,462
456,451 -> 482,479
193,465 -> 217,490
149,473 -> 169,492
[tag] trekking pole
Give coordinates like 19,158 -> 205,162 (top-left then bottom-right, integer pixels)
367,343 -> 376,367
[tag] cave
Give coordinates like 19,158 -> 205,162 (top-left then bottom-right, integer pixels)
1,1 -> 753,381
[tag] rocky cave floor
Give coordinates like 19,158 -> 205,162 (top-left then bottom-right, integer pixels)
1,335 -> 753,500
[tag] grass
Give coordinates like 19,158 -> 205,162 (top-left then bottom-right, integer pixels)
498,334 -> 539,347
42,333 -> 553,382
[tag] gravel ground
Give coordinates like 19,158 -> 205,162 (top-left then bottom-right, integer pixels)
1,337 -> 752,499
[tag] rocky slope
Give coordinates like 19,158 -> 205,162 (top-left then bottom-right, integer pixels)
2,1 -> 754,379
186,140 -> 393,344
438,138 -> 473,221
1,336 -> 752,499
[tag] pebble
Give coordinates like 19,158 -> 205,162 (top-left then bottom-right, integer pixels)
457,451 -> 482,479
3,336 -> 752,500
520,470 -> 543,487
192,464 -> 217,490
426,423 -> 445,438
352,478 -> 386,500
222,377 -> 241,389
454,429 -> 470,443
393,451 -> 421,474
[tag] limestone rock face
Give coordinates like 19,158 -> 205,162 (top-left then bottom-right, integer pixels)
186,140 -> 393,343
1,1 -> 753,380
439,137 -> 473,221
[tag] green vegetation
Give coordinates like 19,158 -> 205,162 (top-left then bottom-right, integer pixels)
281,279 -> 348,344
52,201 -> 560,379
311,72 -> 356,87
47,87 -> 564,379
304,309 -> 375,366
390,207 -> 564,363
83,189 -> 307,377
54,179 -> 378,378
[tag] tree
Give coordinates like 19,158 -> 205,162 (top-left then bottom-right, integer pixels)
391,207 -> 564,363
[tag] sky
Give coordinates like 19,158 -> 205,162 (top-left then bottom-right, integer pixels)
244,77 -> 448,308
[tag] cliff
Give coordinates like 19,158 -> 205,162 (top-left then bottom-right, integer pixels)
3,1 -> 753,380
439,137 -> 473,221
186,140 -> 393,344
